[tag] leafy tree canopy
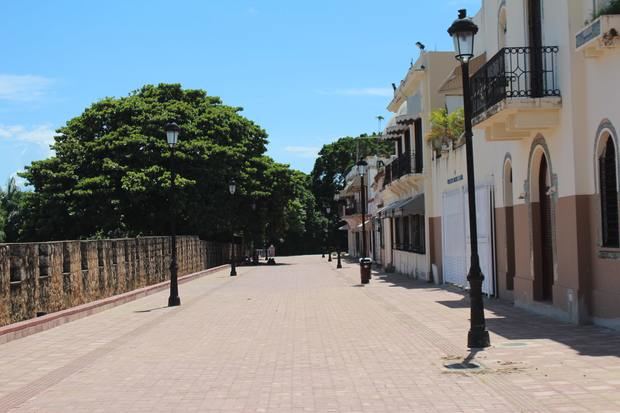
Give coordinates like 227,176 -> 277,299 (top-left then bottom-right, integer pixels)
18,84 -> 299,243
310,134 -> 393,210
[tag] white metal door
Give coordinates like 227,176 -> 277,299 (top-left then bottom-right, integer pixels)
464,186 -> 495,295
442,186 -> 495,295
442,188 -> 467,287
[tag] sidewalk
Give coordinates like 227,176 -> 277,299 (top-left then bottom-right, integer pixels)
0,255 -> 618,412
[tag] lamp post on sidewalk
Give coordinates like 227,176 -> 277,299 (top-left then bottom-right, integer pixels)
165,122 -> 181,307
229,179 -> 237,276
448,9 -> 490,349
356,159 -> 371,284
326,206 -> 332,262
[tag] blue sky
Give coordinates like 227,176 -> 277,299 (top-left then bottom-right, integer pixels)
0,0 -> 480,185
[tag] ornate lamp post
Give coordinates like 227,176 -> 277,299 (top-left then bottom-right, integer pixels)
356,159 -> 371,284
165,122 -> 181,307
448,9 -> 490,349
326,206 -> 332,262
251,201 -> 257,264
229,179 -> 237,276
356,160 -> 368,258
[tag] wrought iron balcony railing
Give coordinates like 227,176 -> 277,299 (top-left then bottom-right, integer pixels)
382,152 -> 422,188
344,202 -> 361,216
471,46 -> 560,118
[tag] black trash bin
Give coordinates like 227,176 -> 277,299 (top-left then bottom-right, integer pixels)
359,258 -> 372,284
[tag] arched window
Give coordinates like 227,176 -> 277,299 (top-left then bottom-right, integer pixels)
599,136 -> 619,247
498,5 -> 507,49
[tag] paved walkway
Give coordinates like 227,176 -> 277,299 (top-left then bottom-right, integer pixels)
0,256 -> 619,413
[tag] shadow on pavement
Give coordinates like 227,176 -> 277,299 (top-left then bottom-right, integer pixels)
134,306 -> 168,313
359,263 -> 620,358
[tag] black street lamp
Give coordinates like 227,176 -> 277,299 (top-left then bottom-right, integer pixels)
356,160 -> 368,258
336,250 -> 342,269
165,122 -> 181,307
448,9 -> 490,349
250,201 -> 259,265
229,179 -> 237,276
356,159 -> 371,284
326,206 -> 332,262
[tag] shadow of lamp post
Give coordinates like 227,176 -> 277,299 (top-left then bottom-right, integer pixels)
165,122 -> 181,307
448,8 -> 490,349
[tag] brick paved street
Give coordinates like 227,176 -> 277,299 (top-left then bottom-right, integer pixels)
1,255 -> 619,413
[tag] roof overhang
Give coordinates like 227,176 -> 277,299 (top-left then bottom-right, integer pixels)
438,53 -> 487,94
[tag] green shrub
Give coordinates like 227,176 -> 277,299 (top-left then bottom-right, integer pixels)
595,0 -> 620,18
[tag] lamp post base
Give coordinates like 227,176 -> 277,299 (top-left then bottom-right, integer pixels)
230,263 -> 237,276
168,296 -> 181,307
336,252 -> 342,269
467,329 -> 490,349
328,252 -> 332,262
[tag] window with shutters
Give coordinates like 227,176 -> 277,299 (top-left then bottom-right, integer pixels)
394,215 -> 425,254
600,137 -> 619,248
412,215 -> 426,254
394,217 -> 401,249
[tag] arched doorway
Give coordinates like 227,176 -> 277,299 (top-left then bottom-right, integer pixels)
531,151 -> 554,302
503,159 -> 515,291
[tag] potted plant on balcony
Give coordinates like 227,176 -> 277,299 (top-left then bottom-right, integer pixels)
595,0 -> 620,18
427,108 -> 465,157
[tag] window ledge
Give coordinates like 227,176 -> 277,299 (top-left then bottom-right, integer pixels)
598,248 -> 620,259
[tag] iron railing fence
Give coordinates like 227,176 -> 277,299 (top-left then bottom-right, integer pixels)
471,46 -> 560,118
383,151 -> 423,188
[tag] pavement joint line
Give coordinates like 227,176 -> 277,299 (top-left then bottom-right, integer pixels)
0,264 -> 250,412
328,261 -> 548,413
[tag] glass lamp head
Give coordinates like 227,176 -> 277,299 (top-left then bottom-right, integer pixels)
447,9 -> 479,63
164,122 -> 181,147
356,159 -> 368,176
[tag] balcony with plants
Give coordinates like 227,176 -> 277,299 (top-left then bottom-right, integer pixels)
576,0 -> 620,57
427,108 -> 464,159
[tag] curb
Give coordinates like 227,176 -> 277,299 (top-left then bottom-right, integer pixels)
0,264 -> 229,345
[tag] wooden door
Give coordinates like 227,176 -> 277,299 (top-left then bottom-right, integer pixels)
538,156 -> 553,301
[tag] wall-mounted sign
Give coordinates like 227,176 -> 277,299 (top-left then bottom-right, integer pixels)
447,174 -> 463,185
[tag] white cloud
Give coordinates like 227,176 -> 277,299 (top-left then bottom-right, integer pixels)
0,74 -> 53,102
317,87 -> 393,97
284,146 -> 320,159
0,124 -> 56,153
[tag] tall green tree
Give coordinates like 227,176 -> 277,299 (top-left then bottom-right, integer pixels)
18,84 -> 294,242
0,177 -> 26,242
310,134 -> 393,210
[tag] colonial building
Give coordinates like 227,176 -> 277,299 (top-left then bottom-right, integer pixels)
337,156 -> 384,259
428,0 -> 620,328
375,51 -> 459,281
340,0 -> 619,329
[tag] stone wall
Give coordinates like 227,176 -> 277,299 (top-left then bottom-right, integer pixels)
0,236 -> 230,327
